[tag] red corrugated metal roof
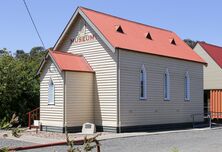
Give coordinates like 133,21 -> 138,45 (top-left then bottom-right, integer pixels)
80,7 -> 206,64
199,42 -> 222,68
49,50 -> 94,73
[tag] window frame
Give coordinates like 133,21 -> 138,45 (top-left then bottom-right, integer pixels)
164,68 -> 170,101
48,78 -> 55,105
184,71 -> 191,101
140,65 -> 147,100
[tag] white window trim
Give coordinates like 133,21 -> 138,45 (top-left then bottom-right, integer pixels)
164,68 -> 170,101
140,65 -> 147,100
185,71 -> 191,101
48,78 -> 55,105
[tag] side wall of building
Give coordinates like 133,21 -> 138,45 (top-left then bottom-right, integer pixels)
57,16 -> 118,131
65,71 -> 94,132
119,49 -> 204,129
193,43 -> 222,89
40,59 -> 64,132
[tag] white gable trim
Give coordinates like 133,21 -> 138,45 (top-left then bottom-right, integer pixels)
54,7 -> 115,53
37,52 -> 62,75
53,8 -> 80,50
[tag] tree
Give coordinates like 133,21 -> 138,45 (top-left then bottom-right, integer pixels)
0,48 -> 9,56
0,47 -> 47,125
30,46 -> 45,58
14,50 -> 30,60
184,39 -> 197,49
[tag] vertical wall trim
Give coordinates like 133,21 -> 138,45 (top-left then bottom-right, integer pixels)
93,74 -> 96,124
63,72 -> 66,128
117,48 -> 121,133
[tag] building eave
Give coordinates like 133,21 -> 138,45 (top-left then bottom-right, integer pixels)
53,7 -> 115,53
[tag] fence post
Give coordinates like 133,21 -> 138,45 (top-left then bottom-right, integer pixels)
28,112 -> 31,129
209,112 -> 212,128
192,114 -> 195,128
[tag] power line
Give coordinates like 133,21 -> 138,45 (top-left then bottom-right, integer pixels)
22,0 -> 45,49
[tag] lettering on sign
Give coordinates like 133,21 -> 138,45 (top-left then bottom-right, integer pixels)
70,34 -> 96,44
82,123 -> 96,134
85,124 -> 92,129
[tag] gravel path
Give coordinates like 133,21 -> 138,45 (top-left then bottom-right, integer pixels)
0,138 -> 68,152
0,138 -> 35,148
1,128 -> 222,152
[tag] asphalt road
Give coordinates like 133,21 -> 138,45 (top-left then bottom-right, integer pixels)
1,128 -> 222,152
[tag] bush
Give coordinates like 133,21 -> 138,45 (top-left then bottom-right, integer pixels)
0,47 -> 46,126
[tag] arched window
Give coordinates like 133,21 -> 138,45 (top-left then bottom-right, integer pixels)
185,71 -> 190,101
48,78 -> 55,105
140,65 -> 147,100
164,68 -> 170,100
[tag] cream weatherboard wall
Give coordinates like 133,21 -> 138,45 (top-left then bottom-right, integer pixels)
65,71 -> 94,127
193,43 -> 222,89
119,49 -> 204,126
56,16 -> 118,129
40,59 -> 64,130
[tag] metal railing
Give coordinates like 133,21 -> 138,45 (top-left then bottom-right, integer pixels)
191,112 -> 222,128
27,107 -> 40,129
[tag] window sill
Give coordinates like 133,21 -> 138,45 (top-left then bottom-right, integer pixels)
164,98 -> 170,101
140,97 -> 147,101
184,99 -> 190,102
48,104 -> 55,106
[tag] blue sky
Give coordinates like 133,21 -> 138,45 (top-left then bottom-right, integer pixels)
0,0 -> 222,52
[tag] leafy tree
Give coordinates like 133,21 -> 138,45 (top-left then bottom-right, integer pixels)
184,39 -> 197,49
0,48 -> 9,56
30,46 -> 45,58
14,50 -> 29,59
0,47 -> 47,125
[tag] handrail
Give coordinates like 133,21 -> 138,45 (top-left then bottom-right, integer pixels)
191,111 -> 222,128
27,107 -> 40,129
27,107 -> 40,114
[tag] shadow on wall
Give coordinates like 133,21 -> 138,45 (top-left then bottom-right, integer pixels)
93,74 -> 102,128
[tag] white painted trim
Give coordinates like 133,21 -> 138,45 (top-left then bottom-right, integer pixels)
37,52 -> 50,75
117,48 -> 121,132
37,52 -> 62,75
48,78 -> 55,105
48,53 -> 62,74
164,68 -> 170,101
78,10 -> 115,53
54,8 -> 80,50
54,7 -> 115,53
185,71 -> 191,101
37,58 -> 46,75
140,64 -> 147,100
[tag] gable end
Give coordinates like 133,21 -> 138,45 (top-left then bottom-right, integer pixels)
54,7 -> 115,53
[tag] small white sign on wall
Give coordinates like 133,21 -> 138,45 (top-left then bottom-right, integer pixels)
82,122 -> 96,134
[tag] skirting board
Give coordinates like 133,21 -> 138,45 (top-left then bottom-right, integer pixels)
41,122 -> 201,133
41,125 -> 82,133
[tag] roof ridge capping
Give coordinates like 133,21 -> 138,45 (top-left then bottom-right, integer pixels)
79,6 -> 173,33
